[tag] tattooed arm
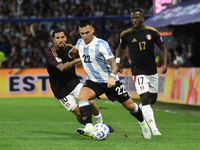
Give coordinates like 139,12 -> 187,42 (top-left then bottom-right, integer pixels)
106,57 -> 118,88
107,57 -> 118,75
56,58 -> 81,72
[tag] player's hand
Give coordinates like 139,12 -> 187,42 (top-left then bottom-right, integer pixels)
75,58 -> 81,62
160,65 -> 167,74
117,63 -> 123,74
106,77 -> 116,88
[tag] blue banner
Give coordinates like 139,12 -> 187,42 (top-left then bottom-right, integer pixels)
144,0 -> 200,27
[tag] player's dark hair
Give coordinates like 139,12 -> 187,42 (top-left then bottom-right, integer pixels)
132,8 -> 144,17
174,45 -> 183,54
52,28 -> 66,38
78,19 -> 92,28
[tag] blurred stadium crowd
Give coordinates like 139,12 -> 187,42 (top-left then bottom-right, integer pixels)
0,0 -> 153,68
0,0 -> 200,69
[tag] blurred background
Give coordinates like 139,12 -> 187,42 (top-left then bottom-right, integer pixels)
1,0 -> 200,69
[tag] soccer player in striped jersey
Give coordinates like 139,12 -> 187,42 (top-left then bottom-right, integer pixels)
116,9 -> 168,136
69,19 -> 151,139
46,28 -> 113,135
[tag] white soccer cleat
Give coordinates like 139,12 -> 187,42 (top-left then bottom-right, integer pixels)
141,124 -> 151,139
77,123 -> 93,138
152,130 -> 162,135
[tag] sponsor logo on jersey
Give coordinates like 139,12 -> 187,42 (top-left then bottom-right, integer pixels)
132,38 -> 137,42
146,34 -> 151,40
55,57 -> 62,62
123,93 -> 127,97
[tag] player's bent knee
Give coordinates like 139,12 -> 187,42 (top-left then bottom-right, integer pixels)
122,98 -> 135,111
88,100 -> 95,107
150,93 -> 157,105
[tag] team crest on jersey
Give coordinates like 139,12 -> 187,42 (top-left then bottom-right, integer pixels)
90,49 -> 93,53
55,57 -> 62,62
146,34 -> 151,40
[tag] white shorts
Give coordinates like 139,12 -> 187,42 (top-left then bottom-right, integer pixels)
58,83 -> 83,111
132,74 -> 158,95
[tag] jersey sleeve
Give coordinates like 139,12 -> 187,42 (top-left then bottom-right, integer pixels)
153,29 -> 164,47
119,31 -> 127,49
99,40 -> 114,60
46,49 -> 62,67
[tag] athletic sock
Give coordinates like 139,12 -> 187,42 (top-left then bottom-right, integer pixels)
141,104 -> 159,132
129,103 -> 144,122
93,112 -> 103,124
79,101 -> 92,124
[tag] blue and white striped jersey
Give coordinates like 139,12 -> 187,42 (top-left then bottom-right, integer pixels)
76,36 -> 119,83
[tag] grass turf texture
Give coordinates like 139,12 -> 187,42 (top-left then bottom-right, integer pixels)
0,98 -> 200,150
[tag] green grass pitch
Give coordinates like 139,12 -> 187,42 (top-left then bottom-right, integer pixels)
0,98 -> 200,150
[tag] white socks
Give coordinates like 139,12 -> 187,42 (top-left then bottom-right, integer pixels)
141,104 -> 159,132
93,112 -> 103,124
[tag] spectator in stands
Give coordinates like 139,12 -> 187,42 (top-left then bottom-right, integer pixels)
0,0 -> 156,69
167,48 -> 175,66
24,43 -> 38,64
0,35 -> 11,57
22,56 -> 33,68
8,49 -> 22,68
185,42 -> 200,67
168,45 -> 188,68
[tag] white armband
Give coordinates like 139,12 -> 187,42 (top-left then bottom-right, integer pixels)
116,57 -> 121,63
109,73 -> 115,78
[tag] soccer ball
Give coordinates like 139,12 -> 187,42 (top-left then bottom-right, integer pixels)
92,123 -> 110,140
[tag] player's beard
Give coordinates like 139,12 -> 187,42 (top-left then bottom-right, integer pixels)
57,43 -> 65,49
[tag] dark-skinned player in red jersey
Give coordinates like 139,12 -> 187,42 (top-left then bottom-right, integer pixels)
46,28 -> 113,137
116,9 -> 167,136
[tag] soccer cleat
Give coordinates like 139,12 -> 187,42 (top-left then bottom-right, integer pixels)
140,124 -> 151,139
77,123 -> 93,138
152,130 -> 162,135
104,124 -> 114,133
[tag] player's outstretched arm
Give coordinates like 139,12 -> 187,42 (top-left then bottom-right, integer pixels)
159,44 -> 167,74
116,43 -> 125,74
56,58 -> 81,72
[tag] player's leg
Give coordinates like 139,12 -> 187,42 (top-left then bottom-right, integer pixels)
77,86 -> 96,136
134,74 -> 161,135
71,106 -> 85,125
58,95 -> 85,125
88,100 -> 114,132
149,93 -> 157,105
72,83 -> 103,124
121,98 -> 151,139
88,100 -> 102,123
147,74 -> 161,135
106,81 -> 151,139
